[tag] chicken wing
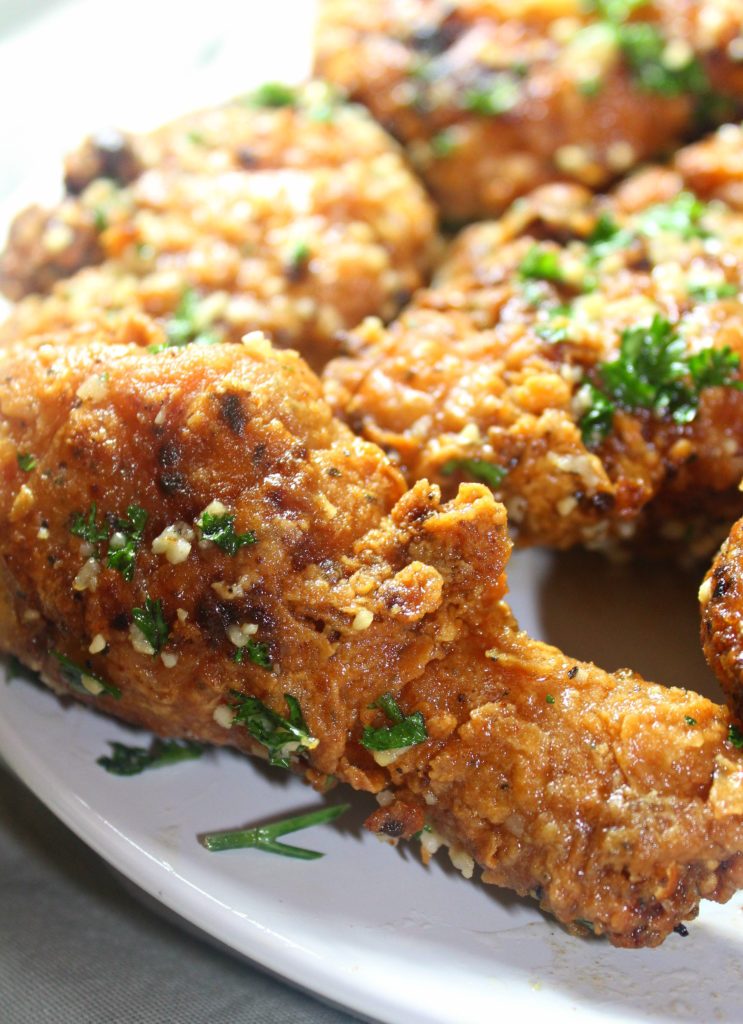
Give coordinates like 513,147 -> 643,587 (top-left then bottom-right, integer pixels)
2,321 -> 743,947
325,164 -> 743,554
315,0 -> 743,221
0,82 -> 437,369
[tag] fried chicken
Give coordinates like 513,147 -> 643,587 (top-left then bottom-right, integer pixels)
0,82 -> 437,369
314,0 -> 743,222
700,517 -> 743,724
324,164 -> 743,555
2,322 -> 743,947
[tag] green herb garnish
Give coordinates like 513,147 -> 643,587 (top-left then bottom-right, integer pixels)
462,74 -> 522,116
246,82 -> 298,108
70,502 -> 109,549
148,288 -> 221,353
202,803 -> 349,859
578,315 -> 742,444
687,281 -> 739,303
233,639 -> 272,670
53,650 -> 121,699
430,129 -> 458,158
285,239 -> 311,278
230,691 -> 318,769
197,510 -> 256,555
684,715 -> 697,726
132,597 -> 169,655
440,458 -> 507,490
519,245 -> 564,283
545,694 -> 555,704
618,23 -> 708,98
728,723 -> 743,749
98,739 -> 203,776
106,505 -> 148,582
636,192 -> 709,240
360,693 -> 427,753
16,453 -> 37,472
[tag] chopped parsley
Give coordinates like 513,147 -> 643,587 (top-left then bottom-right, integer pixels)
545,694 -> 555,704
684,715 -> 697,726
440,457 -> 507,490
636,192 -> 709,240
233,639 -> 272,670
618,22 -> 708,99
461,74 -> 522,116
70,502 -> 148,581
16,453 -> 37,472
430,128 -> 458,158
148,288 -> 221,353
285,239 -> 311,280
687,281 -> 738,303
246,82 -> 298,108
230,691 -> 318,769
132,597 -> 169,655
579,315 -> 743,444
519,245 -> 564,283
70,502 -> 109,549
53,650 -> 121,699
728,723 -> 743,749
106,505 -> 148,582
197,509 -> 256,555
360,693 -> 427,753
202,803 -> 349,859
98,739 -> 203,776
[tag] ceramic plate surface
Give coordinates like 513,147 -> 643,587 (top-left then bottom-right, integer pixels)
0,4 -> 741,1023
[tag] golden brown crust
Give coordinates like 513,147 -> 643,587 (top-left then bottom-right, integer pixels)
0,83 -> 437,369
700,517 -> 743,724
315,0 -> 743,221
2,324 -> 743,946
324,168 -> 743,553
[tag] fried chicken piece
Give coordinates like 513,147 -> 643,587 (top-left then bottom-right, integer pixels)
700,517 -> 743,724
0,82 -> 437,369
325,166 -> 743,554
675,122 -> 743,210
314,0 -> 743,222
2,322 -> 743,947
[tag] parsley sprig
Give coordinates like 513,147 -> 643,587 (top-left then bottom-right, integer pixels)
361,693 -> 427,753
202,803 -> 349,859
230,691 -> 318,769
197,510 -> 256,555
132,597 -> 170,655
519,245 -> 564,283
53,650 -> 121,699
71,503 -> 109,548
579,315 -> 743,444
440,458 -> 507,490
98,739 -> 203,775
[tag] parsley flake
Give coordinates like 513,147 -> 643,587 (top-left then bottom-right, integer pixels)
98,739 -> 203,776
684,715 -> 697,727
462,74 -> 522,116
202,803 -> 349,859
545,694 -> 555,704
246,82 -> 298,108
16,453 -> 37,472
440,458 -> 507,490
53,650 -> 121,699
233,639 -> 272,670
149,288 -> 221,353
197,510 -> 256,555
107,505 -> 148,582
70,502 -> 109,549
687,281 -> 739,303
729,723 -> 743,749
230,691 -> 318,769
360,693 -> 427,753
132,597 -> 169,655
519,245 -> 564,283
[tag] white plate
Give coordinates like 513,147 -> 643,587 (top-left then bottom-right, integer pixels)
1,548 -> 741,1024
1,3 -> 742,1022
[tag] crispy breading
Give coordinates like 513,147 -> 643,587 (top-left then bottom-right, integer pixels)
324,167 -> 743,554
315,0 -> 743,221
2,323 -> 743,947
700,516 -> 743,724
0,83 -> 437,369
